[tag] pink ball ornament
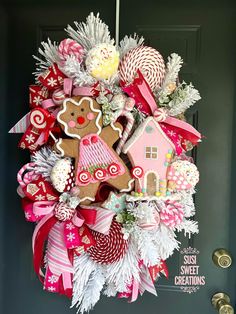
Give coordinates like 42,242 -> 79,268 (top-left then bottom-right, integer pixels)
58,38 -> 84,64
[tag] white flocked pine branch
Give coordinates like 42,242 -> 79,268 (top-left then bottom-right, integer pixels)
72,254 -> 100,311
175,219 -> 199,238
66,12 -> 114,52
33,38 -> 61,80
161,53 -> 183,89
76,267 -> 105,314
31,147 -> 62,180
119,34 -> 144,58
168,82 -> 201,116
105,238 -> 140,292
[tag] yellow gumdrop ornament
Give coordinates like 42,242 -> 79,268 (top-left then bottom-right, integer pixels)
85,43 -> 119,80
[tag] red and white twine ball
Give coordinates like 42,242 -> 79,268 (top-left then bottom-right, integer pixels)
88,220 -> 128,264
119,46 -> 166,91
54,202 -> 76,221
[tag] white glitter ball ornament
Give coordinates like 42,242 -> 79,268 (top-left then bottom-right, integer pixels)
85,43 -> 119,80
119,45 -> 166,91
50,158 -> 75,193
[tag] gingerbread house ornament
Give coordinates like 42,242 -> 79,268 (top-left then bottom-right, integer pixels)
123,116 -> 175,196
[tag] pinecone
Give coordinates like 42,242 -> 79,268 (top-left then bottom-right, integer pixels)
54,202 -> 76,221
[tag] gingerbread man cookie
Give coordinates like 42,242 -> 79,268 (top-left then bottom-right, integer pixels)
56,96 -> 133,204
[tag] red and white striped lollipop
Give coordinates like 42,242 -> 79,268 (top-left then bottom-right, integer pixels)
87,220 -> 128,264
131,166 -> 144,179
119,45 -> 166,91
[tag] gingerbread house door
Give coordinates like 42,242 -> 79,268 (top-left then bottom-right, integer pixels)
1,1 -> 236,314
145,172 -> 159,195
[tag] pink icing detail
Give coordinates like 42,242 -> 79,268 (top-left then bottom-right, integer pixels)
76,134 -> 125,186
87,112 -> 95,120
82,138 -> 90,146
68,120 -> 76,128
91,135 -> 98,143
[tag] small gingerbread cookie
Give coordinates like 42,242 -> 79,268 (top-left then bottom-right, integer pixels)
56,96 -> 133,204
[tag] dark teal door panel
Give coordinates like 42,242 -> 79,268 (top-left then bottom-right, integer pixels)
1,1 -> 236,314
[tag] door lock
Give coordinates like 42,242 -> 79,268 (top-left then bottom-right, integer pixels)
212,249 -> 232,268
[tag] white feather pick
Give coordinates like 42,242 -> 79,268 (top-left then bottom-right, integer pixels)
103,282 -> 117,297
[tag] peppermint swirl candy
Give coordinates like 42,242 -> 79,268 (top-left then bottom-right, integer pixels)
119,45 -> 165,91
108,163 -> 120,176
54,202 -> 76,221
77,170 -> 91,185
88,220 -> 128,264
30,108 -> 47,129
153,108 -> 168,122
131,166 -> 144,179
94,168 -> 107,181
58,38 -> 84,63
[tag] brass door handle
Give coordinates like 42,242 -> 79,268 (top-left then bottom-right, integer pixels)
212,293 -> 234,314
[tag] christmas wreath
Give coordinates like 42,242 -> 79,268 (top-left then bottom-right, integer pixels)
10,12 -> 202,313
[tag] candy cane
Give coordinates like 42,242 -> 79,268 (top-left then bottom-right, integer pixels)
17,162 -> 36,188
112,98 -> 135,155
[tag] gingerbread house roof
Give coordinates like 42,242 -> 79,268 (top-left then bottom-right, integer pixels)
123,116 -> 175,154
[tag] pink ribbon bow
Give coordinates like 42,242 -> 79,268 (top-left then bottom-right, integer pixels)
121,70 -> 201,155
27,200 -> 114,296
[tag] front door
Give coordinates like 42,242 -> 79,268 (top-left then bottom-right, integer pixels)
1,1 -> 236,314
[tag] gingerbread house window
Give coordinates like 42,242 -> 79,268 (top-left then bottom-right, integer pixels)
145,146 -> 158,159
